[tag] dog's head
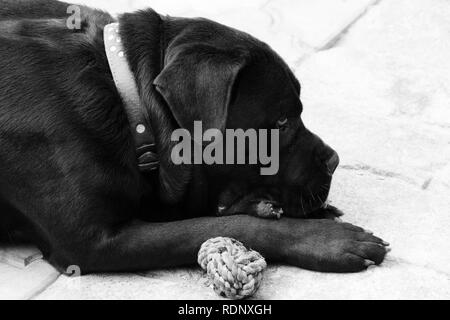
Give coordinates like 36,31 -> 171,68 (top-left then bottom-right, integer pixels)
152,17 -> 339,217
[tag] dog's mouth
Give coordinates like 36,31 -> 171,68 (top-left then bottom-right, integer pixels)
280,182 -> 331,217
214,178 -> 332,219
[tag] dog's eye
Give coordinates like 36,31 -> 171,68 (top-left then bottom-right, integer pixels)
277,117 -> 289,130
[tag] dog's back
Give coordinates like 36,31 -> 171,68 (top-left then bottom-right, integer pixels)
0,0 -> 117,245
0,0 -> 73,20
0,0 -> 70,243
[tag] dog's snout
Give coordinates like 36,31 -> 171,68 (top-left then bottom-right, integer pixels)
325,152 -> 340,175
315,141 -> 340,175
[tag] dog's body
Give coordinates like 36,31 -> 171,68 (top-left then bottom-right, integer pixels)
0,0 -> 388,273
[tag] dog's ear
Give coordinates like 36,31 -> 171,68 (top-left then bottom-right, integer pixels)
154,44 -> 247,133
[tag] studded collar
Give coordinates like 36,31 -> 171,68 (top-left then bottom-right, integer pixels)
104,23 -> 159,172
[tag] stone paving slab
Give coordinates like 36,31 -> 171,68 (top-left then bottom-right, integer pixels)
0,245 -> 43,268
296,0 -> 450,282
36,272 -> 218,300
0,259 -> 60,300
0,245 -> 59,300
341,0 -> 450,128
329,170 -> 450,276
262,0 -> 378,50
33,258 -> 450,300
73,0 -> 377,65
298,1 -> 450,186
259,259 -> 450,300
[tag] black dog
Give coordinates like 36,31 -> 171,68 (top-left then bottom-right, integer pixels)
0,0 -> 388,273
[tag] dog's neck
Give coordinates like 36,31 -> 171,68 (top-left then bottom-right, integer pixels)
104,22 -> 159,172
109,10 -> 201,207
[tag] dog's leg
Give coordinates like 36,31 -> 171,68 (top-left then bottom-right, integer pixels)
56,215 -> 276,273
37,214 -> 388,274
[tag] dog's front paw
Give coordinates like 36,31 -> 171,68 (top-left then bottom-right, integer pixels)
283,219 -> 390,273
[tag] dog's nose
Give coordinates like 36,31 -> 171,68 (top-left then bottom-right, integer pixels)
325,152 -> 340,175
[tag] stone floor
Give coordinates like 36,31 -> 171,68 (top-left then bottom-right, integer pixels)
1,0 -> 449,300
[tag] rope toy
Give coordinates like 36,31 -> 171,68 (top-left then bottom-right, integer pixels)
198,237 -> 267,299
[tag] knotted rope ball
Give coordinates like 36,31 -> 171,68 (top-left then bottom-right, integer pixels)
198,237 -> 267,299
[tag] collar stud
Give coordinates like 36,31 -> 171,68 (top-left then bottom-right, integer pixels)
136,124 -> 146,134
